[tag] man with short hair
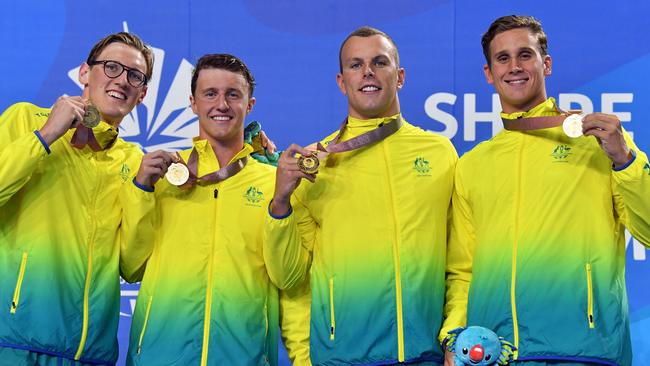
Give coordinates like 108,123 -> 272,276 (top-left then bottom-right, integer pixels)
265,27 -> 457,365
441,15 -> 650,366
0,32 -> 152,365
122,53 -> 309,366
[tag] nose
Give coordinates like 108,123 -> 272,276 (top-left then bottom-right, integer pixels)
469,344 -> 484,362
509,59 -> 523,73
362,64 -> 375,77
215,95 -> 229,112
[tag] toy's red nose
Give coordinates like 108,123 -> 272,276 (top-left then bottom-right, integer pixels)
469,344 -> 484,362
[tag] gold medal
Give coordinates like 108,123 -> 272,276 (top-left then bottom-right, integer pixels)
166,162 -> 190,186
82,104 -> 100,128
562,114 -> 584,138
298,154 -> 319,174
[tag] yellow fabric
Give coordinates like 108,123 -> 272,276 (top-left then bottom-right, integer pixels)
441,98 -> 650,365
0,102 -> 143,364
264,114 -> 457,364
121,139 -> 310,365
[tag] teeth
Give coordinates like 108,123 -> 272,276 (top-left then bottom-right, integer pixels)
361,86 -> 379,92
210,116 -> 230,121
107,91 -> 126,100
507,80 -> 526,84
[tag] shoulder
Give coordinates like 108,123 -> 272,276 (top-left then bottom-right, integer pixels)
0,102 -> 50,128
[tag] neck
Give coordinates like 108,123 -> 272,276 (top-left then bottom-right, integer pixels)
209,138 -> 244,168
350,99 -> 400,120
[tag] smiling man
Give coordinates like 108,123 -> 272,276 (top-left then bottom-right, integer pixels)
120,53 -> 309,366
0,33 -> 153,365
441,15 -> 650,366
264,27 -> 458,365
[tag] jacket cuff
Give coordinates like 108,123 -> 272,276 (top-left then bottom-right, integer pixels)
268,199 -> 292,219
33,130 -> 51,154
612,150 -> 636,171
132,177 -> 154,192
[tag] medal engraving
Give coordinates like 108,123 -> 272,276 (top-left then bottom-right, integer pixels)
166,163 -> 190,186
81,104 -> 101,128
563,114 -> 584,138
298,154 -> 319,174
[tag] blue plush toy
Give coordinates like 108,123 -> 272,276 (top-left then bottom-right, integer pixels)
446,326 -> 516,366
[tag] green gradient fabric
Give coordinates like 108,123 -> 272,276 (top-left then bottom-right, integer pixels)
0,102 -> 145,365
265,114 -> 457,365
442,98 -> 650,366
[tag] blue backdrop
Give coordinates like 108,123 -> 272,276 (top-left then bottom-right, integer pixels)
2,1 -> 649,365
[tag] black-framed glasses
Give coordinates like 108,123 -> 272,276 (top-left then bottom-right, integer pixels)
88,60 -> 148,87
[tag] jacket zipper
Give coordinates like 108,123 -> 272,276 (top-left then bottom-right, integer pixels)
586,263 -> 595,328
75,156 -> 101,361
137,295 -> 154,353
329,278 -> 336,340
382,142 -> 405,361
10,252 -> 28,314
510,134 -> 525,359
201,187 -> 218,366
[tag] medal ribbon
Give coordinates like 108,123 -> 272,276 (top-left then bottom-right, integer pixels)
501,107 -> 581,131
70,125 -> 117,151
180,148 -> 248,189
315,115 -> 403,155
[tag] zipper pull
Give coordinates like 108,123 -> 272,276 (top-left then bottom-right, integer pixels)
214,189 -> 218,199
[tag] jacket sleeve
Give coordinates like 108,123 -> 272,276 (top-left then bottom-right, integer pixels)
263,189 -> 315,290
119,167 -> 157,283
0,103 -> 51,207
279,276 -> 312,366
612,132 -> 650,246
439,166 -> 475,344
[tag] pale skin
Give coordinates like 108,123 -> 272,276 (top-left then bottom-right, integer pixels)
39,43 -> 148,146
270,34 -> 404,216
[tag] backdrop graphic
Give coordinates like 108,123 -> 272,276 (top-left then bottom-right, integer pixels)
1,1 -> 649,365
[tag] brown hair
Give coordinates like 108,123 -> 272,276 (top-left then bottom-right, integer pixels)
86,32 -> 154,82
338,26 -> 400,72
191,54 -> 256,97
482,15 -> 548,67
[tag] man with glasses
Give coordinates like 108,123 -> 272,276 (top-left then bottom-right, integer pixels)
0,32 -> 152,365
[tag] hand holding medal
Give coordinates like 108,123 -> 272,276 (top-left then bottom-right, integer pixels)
270,144 -> 319,217
134,150 -> 179,189
582,113 -> 633,167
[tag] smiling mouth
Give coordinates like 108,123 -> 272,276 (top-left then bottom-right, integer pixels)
505,78 -> 528,85
360,85 -> 381,93
107,90 -> 127,100
210,115 -> 232,121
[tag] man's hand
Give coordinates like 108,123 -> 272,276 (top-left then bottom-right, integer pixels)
38,96 -> 87,145
270,144 -> 317,216
134,150 -> 177,189
444,350 -> 455,366
259,130 -> 277,155
582,113 -> 633,168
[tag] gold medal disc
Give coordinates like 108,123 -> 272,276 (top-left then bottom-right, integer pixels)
298,154 -> 320,174
166,163 -> 190,186
82,105 -> 101,128
562,114 -> 584,138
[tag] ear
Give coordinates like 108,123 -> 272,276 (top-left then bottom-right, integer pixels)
246,96 -> 256,115
78,62 -> 90,86
484,64 -> 494,84
190,95 -> 198,115
336,73 -> 347,95
136,85 -> 148,105
543,54 -> 552,76
396,67 -> 405,90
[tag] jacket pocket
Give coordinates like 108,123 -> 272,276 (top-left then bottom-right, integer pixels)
137,295 -> 154,354
329,278 -> 336,341
585,263 -> 595,329
10,252 -> 28,314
